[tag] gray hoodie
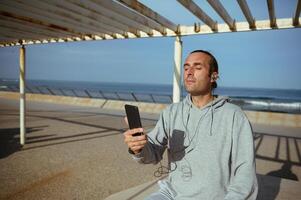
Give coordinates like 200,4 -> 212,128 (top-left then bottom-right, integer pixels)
133,95 -> 258,200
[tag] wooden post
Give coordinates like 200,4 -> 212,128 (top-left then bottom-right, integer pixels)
20,45 -> 26,145
173,36 -> 182,103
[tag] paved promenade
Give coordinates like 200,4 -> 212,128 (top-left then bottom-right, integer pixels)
0,98 -> 301,200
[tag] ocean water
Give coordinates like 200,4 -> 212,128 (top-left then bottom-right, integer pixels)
1,79 -> 301,113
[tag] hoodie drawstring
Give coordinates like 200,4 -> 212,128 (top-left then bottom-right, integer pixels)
210,101 -> 214,136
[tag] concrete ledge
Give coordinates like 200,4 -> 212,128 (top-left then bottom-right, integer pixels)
1,91 -> 300,128
105,178 -> 159,200
102,99 -> 167,114
104,175 -> 301,200
245,110 -> 301,127
0,91 -> 167,114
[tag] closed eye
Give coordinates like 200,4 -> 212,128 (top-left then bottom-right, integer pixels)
183,62 -> 203,71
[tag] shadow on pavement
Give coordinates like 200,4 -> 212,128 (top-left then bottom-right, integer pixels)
1,110 -> 156,152
257,174 -> 280,200
23,130 -> 121,151
257,163 -> 299,200
254,132 -> 301,168
267,162 -> 298,181
0,126 -> 47,158
254,132 -> 300,200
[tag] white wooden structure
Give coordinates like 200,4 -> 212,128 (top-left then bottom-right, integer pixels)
0,0 -> 300,145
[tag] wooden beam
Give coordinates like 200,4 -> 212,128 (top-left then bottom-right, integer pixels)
118,0 -> 178,33
0,18 -> 300,47
267,0 -> 277,28
237,0 -> 256,29
207,0 -> 236,30
293,0 -> 301,26
177,0 -> 217,31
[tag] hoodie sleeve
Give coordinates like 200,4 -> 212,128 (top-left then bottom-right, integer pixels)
224,110 -> 258,200
132,108 -> 170,164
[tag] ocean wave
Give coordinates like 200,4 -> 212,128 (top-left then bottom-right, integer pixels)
230,98 -> 301,113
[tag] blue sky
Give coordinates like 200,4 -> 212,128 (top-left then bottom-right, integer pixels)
0,0 -> 300,89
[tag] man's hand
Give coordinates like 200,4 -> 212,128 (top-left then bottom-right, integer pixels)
123,117 -> 147,155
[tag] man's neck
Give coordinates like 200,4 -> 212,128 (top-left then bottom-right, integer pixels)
191,93 -> 214,108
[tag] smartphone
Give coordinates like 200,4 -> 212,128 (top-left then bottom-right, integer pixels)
124,104 -> 143,136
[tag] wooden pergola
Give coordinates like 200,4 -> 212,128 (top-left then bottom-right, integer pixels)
0,0 -> 300,145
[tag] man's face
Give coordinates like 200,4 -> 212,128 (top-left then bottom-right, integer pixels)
183,52 -> 213,96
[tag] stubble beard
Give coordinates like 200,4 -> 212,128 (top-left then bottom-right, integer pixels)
184,82 -> 212,97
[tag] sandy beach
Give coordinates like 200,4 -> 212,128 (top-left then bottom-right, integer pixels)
1,97 -> 301,200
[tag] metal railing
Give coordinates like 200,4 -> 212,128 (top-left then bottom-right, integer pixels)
1,85 -> 174,104
1,84 -> 301,114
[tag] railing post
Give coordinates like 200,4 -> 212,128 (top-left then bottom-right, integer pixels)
20,45 -> 26,145
149,94 -> 156,103
36,86 -> 44,94
99,90 -> 107,99
173,35 -> 182,103
72,89 -> 78,97
84,90 -> 92,98
46,87 -> 55,95
60,88 -> 66,96
115,92 -> 122,100
131,93 -> 139,102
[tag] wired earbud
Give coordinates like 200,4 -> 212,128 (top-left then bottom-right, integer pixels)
211,74 -> 218,81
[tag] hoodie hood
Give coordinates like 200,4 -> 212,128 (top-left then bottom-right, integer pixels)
184,94 -> 228,110
183,94 -> 229,136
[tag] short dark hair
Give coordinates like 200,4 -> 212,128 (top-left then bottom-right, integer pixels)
190,50 -> 219,89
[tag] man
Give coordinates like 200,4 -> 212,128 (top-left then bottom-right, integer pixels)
124,50 -> 258,199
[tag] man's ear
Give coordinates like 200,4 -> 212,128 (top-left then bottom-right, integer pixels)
211,72 -> 219,82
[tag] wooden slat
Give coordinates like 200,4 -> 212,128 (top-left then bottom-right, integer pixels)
0,34 -> 19,43
207,0 -> 236,30
43,0 -> 129,37
267,0 -> 277,28
91,0 -> 166,35
293,0 -> 301,26
69,0 -> 153,36
0,18 -> 68,39
15,0 -> 113,36
0,37 -> 17,46
23,0 -> 124,36
0,14 -> 79,38
0,36 -> 16,41
50,0 -> 137,37
0,2 -> 93,37
0,26 -> 46,41
118,0 -> 178,33
0,15 -> 77,37
177,0 -> 217,31
237,0 -> 256,29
